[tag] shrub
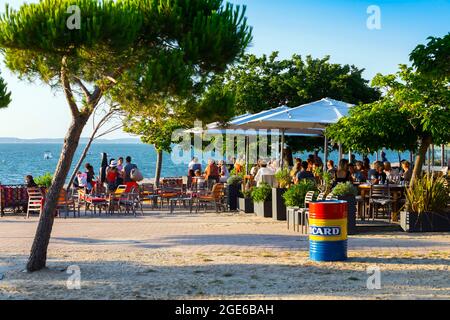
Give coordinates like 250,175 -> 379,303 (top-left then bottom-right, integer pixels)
332,182 -> 358,197
34,173 -> 53,188
275,168 -> 292,188
227,175 -> 243,186
282,179 -> 317,208
251,183 -> 272,203
239,188 -> 253,199
405,174 -> 449,215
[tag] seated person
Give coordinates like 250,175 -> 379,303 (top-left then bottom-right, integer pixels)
25,175 -> 38,188
371,162 -> 387,184
334,159 -> 352,184
254,160 -> 275,186
353,161 -> 367,182
401,161 -> 412,184
296,161 -> 315,182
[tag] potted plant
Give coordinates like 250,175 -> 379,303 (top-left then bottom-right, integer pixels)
283,179 -> 317,209
251,182 -> 273,218
283,179 -> 317,230
272,168 -> 291,221
35,172 -> 53,190
401,174 -> 450,232
331,182 -> 358,235
238,188 -> 254,214
226,175 -> 242,211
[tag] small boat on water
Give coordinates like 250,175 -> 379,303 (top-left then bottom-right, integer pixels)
44,151 -> 53,160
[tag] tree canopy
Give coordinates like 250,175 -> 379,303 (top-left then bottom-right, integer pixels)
0,71 -> 11,108
220,52 -> 380,115
410,33 -> 450,80
215,52 -> 380,153
326,64 -> 450,181
0,0 -> 252,272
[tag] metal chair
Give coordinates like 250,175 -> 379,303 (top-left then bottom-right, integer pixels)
369,184 -> 393,221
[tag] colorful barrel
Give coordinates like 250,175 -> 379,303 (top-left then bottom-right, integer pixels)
308,200 -> 348,262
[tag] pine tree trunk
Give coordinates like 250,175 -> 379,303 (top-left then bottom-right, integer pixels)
26,115 -> 89,272
155,149 -> 163,188
411,135 -> 432,185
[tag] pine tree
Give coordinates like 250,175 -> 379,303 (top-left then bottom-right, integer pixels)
0,0 -> 251,272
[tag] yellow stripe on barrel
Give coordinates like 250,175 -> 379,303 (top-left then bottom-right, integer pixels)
308,218 -> 348,242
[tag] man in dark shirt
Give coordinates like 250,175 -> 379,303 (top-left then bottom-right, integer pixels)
123,156 -> 137,183
296,161 -> 315,182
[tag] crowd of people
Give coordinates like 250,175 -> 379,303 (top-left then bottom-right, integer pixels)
24,155 -> 142,194
70,155 -> 141,193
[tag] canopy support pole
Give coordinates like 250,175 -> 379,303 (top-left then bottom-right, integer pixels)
245,136 -> 249,176
280,129 -> 286,169
348,149 -> 352,162
323,135 -> 329,172
442,144 -> 445,168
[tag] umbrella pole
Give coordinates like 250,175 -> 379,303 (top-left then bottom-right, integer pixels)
338,143 -> 343,162
323,135 -> 328,172
280,129 -> 285,169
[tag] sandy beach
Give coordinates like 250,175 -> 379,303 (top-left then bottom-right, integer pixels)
0,212 -> 449,300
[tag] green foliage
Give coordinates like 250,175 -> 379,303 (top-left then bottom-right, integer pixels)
275,168 -> 292,188
240,188 -> 253,199
331,182 -> 358,197
326,65 -> 450,154
410,33 -> 450,80
405,174 -> 449,215
214,52 -> 380,153
34,173 -> 53,188
251,182 -> 272,203
0,71 -> 11,108
221,52 -> 380,115
227,175 -> 243,186
282,179 -> 317,208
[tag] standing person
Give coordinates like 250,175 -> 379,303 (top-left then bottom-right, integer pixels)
105,161 -> 119,192
123,156 -> 138,183
188,157 -> 202,176
116,157 -> 124,185
85,163 -> 95,192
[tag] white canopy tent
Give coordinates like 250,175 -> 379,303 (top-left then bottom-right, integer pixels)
233,98 -> 355,168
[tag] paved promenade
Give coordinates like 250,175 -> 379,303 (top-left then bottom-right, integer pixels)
0,212 -> 449,299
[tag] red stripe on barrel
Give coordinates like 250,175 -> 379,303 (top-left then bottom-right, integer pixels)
309,201 -> 348,220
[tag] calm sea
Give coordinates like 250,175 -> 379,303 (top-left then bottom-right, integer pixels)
0,142 -> 419,185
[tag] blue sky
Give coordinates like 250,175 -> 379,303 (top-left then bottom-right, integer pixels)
0,0 -> 449,139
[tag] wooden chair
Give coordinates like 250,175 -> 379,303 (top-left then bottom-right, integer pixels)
27,187 -> 44,218
56,188 -> 77,218
195,183 -> 225,213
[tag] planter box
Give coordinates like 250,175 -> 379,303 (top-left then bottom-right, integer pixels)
226,184 -> 240,211
272,188 -> 287,221
400,211 -> 450,233
254,201 -> 272,218
238,197 -> 254,214
337,194 -> 357,235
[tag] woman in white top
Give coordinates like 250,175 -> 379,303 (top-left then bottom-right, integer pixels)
219,160 -> 230,183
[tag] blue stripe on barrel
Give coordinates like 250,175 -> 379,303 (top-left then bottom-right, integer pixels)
309,240 -> 348,262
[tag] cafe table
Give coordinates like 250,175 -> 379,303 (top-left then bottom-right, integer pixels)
356,183 -> 406,221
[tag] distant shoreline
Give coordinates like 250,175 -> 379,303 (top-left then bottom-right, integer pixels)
0,137 -> 141,144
